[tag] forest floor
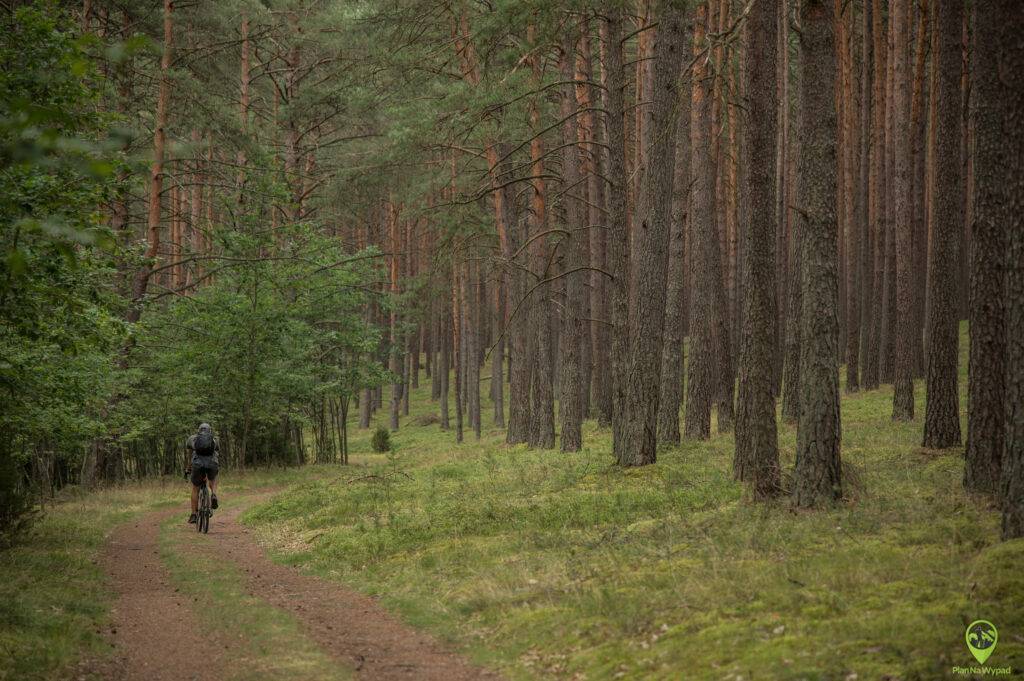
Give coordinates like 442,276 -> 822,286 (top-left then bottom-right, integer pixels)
2,325 -> 1023,680
0,474 -> 499,681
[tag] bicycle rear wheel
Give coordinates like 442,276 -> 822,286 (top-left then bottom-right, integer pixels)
198,485 -> 210,533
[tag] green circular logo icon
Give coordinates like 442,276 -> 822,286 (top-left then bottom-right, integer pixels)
965,620 -> 998,665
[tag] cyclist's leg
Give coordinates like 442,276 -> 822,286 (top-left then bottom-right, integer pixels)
189,466 -> 203,514
206,468 -> 219,508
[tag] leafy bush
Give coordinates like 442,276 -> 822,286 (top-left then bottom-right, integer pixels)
371,427 -> 392,453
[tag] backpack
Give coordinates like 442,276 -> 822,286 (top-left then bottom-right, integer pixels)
193,430 -> 215,456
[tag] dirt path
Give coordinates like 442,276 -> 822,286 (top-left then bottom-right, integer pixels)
90,492 -> 501,681
93,508 -> 227,681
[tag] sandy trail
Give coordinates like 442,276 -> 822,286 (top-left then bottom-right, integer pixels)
90,492 -> 501,681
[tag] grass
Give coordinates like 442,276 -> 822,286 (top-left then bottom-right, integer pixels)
245,324 -> 1024,680
0,468 -> 311,681
2,324 -> 1021,680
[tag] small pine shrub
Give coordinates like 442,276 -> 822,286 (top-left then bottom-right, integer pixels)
371,427 -> 392,453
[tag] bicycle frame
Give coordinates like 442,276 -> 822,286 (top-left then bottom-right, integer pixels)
196,475 -> 212,534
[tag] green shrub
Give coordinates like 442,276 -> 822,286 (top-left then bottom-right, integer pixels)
370,426 -> 392,453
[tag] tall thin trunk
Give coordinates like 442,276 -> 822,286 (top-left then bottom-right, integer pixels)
684,1 -> 715,440
558,31 -> 586,453
857,0 -> 874,389
440,303 -> 450,430
452,261 -> 464,443
909,1 -> 929,379
389,204 -> 402,432
734,0 -> 780,498
842,0 -> 860,392
617,2 -> 686,466
997,1 -> 1024,539
237,14 -> 250,195
793,0 -> 842,508
775,0 -> 791,395
862,0 -> 886,390
657,18 -> 692,446
527,23 -> 554,449
712,0 -> 735,433
579,27 -> 611,426
922,0 -> 961,449
128,0 -> 173,324
964,0 -> 1008,495
603,10 -> 632,457
891,0 -> 915,419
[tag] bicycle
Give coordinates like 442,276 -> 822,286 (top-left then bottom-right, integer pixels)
185,467 -> 213,534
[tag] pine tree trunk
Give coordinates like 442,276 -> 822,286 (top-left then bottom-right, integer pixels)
734,0 -> 780,497
128,0 -> 173,323
863,0 -> 887,390
656,18 -> 692,447
684,2 -> 715,440
452,262 -> 464,443
579,27 -> 611,426
842,1 -> 860,393
492,280 -> 505,428
440,304 -> 450,430
558,32 -> 586,452
909,2 -> 929,379
775,0 -> 790,396
466,260 -> 481,439
526,24 -> 554,449
793,0 -> 842,508
857,0 -> 874,392
995,0 -> 1024,539
964,0 -> 1008,495
617,2 -> 686,466
922,0 -> 962,449
602,9 -> 632,458
780,175 -> 803,423
892,0 -> 915,420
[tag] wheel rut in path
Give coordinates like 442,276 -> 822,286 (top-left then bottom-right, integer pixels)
201,499 -> 502,680
93,491 -> 502,681
92,507 -> 227,681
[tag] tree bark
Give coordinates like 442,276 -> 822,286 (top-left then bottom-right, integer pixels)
617,2 -> 686,467
892,0 -> 915,420
999,0 -> 1024,538
452,261 -> 464,443
734,0 -> 780,497
793,0 -> 842,508
909,1 -> 929,379
128,0 -> 173,324
602,9 -> 632,458
579,27 -> 612,426
862,0 -> 886,390
964,0 -> 1008,495
684,1 -> 715,440
841,0 -> 860,393
657,17 -> 692,447
389,203 -> 402,432
558,31 -> 586,452
922,0 -> 962,449
857,0 -> 874,392
526,23 -> 554,449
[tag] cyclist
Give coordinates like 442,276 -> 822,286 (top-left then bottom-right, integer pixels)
185,422 -> 220,524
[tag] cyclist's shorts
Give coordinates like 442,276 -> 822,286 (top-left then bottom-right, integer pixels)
190,465 -> 219,487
